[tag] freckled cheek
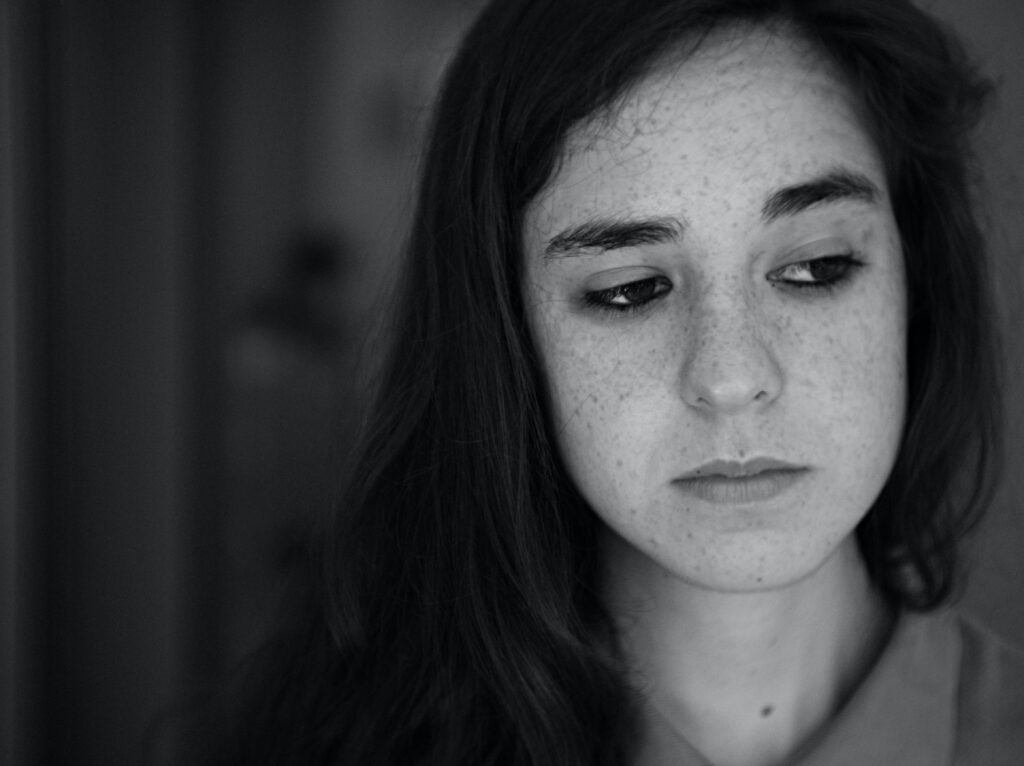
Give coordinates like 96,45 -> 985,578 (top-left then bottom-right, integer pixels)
855,287 -> 906,392
546,336 -> 648,421
795,298 -> 907,445
539,324 -> 667,478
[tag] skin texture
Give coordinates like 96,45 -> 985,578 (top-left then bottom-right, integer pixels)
523,28 -> 907,596
522,27 -> 907,765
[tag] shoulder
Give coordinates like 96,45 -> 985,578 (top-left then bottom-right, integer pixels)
952,611 -> 1024,765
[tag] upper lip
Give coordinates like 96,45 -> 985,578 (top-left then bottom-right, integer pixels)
679,458 -> 805,480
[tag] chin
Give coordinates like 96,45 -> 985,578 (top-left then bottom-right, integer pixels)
612,518 -> 864,597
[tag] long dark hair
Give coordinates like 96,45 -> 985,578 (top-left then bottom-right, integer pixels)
206,1 -> 1001,763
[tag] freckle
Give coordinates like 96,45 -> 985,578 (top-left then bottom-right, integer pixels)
616,459 -> 623,468
761,705 -> 774,718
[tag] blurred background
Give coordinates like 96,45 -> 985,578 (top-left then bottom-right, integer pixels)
1,0 -> 1021,763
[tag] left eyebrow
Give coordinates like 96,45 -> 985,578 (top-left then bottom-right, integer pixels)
761,168 -> 880,222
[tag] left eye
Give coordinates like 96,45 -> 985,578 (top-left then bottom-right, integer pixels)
583,276 -> 673,313
768,255 -> 861,288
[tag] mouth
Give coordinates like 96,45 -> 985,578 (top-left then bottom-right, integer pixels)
674,458 -> 808,505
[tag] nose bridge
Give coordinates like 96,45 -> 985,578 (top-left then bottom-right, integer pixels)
681,276 -> 782,412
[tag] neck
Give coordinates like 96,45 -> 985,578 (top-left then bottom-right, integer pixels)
604,535 -> 893,766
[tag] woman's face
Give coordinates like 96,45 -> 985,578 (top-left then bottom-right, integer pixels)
522,28 -> 907,593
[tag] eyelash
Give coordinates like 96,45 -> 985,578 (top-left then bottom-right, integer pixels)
581,254 -> 862,314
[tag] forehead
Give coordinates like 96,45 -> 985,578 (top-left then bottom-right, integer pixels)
525,26 -> 885,243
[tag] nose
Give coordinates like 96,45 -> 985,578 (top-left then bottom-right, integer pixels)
680,290 -> 783,414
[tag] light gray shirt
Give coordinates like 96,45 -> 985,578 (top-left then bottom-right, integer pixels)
635,610 -> 1024,765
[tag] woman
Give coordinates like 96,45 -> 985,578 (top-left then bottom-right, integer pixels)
206,0 -> 1021,764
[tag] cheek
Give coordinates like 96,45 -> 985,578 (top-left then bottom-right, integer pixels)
800,282 -> 907,471
544,329 -> 649,435
532,307 -> 668,482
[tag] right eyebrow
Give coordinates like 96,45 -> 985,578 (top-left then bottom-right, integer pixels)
543,216 -> 684,259
761,168 -> 880,223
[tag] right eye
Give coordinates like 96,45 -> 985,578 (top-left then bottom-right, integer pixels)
582,276 -> 673,314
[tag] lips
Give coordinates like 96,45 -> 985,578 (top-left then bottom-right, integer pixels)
674,458 -> 808,504
680,457 -> 804,480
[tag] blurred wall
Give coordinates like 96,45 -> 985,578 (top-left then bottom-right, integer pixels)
931,0 -> 1024,645
3,1 -> 483,764
1,1 -> 1021,765
4,2 -> 197,765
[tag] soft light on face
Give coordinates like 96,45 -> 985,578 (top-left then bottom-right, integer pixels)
522,28 -> 907,593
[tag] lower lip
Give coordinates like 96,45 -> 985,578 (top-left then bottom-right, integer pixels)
674,469 -> 807,505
